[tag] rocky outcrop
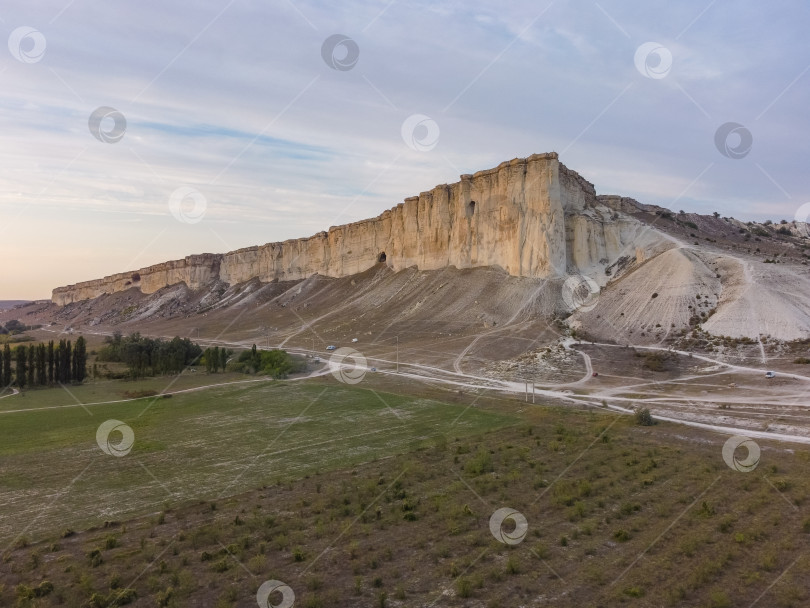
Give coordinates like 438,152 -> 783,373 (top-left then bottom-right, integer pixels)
52,153 -> 667,305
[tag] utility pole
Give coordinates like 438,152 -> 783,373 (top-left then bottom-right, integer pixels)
525,381 -> 528,402
396,336 -> 399,373
532,383 -> 535,404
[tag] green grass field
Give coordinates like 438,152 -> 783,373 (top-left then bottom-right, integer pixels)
3,372 -> 810,608
0,378 -> 515,548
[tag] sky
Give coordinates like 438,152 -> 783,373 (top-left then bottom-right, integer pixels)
1,0 -> 808,300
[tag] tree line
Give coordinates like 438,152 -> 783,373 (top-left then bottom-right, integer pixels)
202,346 -> 230,373
229,344 -> 303,378
0,337 -> 87,390
97,333 -> 203,379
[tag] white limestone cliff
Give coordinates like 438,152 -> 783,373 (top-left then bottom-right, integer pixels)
52,153 -> 667,305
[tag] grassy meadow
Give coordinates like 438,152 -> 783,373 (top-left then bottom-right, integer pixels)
0,375 -> 809,607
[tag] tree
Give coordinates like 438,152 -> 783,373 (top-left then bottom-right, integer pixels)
0,347 -> 4,388
74,336 -> 87,383
212,346 -> 220,372
219,347 -> 227,371
27,344 -> 35,388
55,340 -> 63,383
47,341 -> 54,384
15,345 -> 27,389
63,340 -> 72,383
37,343 -> 46,386
3,344 -> 10,388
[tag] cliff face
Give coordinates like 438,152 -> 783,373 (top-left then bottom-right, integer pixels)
52,153 -> 662,306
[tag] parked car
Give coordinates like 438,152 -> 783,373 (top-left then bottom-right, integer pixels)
370,367 -> 377,372
326,345 -> 337,351
591,372 -> 599,377
765,371 -> 775,378
352,338 -> 359,343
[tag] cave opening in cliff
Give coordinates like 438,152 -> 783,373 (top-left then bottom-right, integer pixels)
378,252 -> 387,263
131,272 -> 141,282
468,200 -> 476,216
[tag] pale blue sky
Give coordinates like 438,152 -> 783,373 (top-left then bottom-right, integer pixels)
1,0 -> 808,299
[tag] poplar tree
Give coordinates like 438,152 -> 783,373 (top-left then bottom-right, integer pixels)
3,344 -> 10,388
15,346 -> 27,389
37,343 -> 46,386
27,344 -> 35,387
74,336 -> 87,382
47,341 -> 54,384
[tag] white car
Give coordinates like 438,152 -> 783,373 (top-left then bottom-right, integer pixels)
326,345 -> 337,351
765,371 -> 775,378
352,338 -> 358,343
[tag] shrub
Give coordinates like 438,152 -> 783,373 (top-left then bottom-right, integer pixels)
456,577 -> 473,598
155,587 -> 174,607
642,352 -> 667,372
109,588 -> 138,606
635,408 -> 655,426
464,448 -> 493,476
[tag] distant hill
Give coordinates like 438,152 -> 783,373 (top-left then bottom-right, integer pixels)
0,301 -> 31,311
